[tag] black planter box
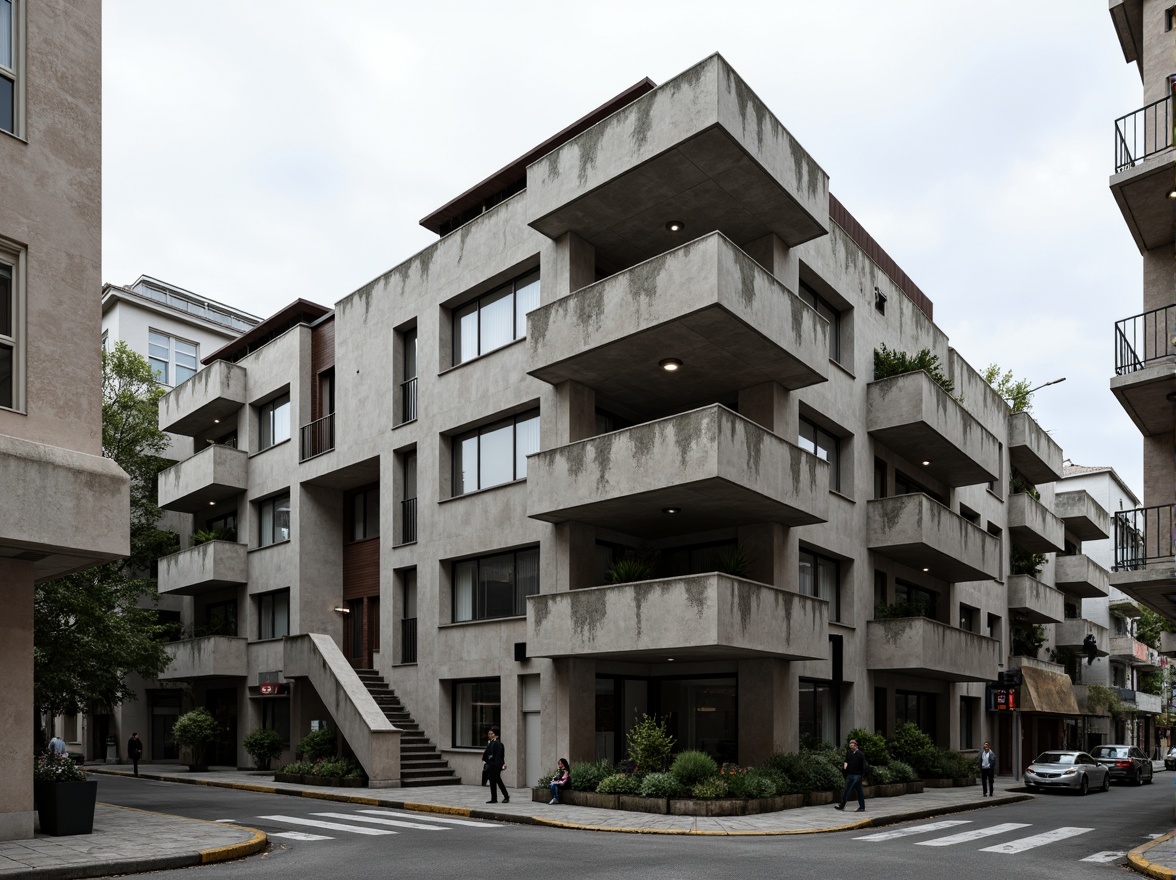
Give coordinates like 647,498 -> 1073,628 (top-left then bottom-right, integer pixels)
34,780 -> 98,836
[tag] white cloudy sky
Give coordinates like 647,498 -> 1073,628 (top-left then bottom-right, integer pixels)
102,1 -> 1146,493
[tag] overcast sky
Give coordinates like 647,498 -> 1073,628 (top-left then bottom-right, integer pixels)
102,1 -> 1146,494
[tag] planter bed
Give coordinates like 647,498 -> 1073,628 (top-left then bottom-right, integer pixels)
274,772 -> 366,787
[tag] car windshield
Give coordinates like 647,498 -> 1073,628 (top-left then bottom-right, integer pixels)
1092,747 -> 1128,758
1035,752 -> 1076,764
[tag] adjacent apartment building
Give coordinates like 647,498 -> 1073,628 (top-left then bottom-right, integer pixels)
153,54 -> 1112,787
0,0 -> 129,840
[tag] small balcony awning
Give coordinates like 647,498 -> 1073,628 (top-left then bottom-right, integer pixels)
1019,665 -> 1079,716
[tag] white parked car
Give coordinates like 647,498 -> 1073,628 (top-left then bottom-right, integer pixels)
1024,750 -> 1110,795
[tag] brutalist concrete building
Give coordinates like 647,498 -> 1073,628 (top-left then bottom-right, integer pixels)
153,55 -> 1108,786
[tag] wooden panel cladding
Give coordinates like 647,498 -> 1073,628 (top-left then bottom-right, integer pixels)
311,315 -> 336,421
342,537 -> 379,599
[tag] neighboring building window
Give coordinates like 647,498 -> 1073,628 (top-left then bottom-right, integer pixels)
400,568 -> 418,664
204,600 -> 237,637
798,280 -> 841,363
799,549 -> 841,621
799,417 -> 839,492
452,678 -> 500,748
453,410 -> 539,495
453,547 -> 539,622
452,270 -> 539,365
259,393 -> 291,450
148,330 -> 198,386
0,0 -> 16,135
258,492 -> 291,546
206,511 -> 238,542
0,256 -> 14,409
350,486 -> 379,541
959,604 -> 977,632
258,590 -> 290,640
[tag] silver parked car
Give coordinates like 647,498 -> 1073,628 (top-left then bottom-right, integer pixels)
1090,744 -> 1154,785
1164,747 -> 1176,772
1024,750 -> 1110,795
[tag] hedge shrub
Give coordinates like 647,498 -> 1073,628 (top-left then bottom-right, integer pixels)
639,772 -> 686,798
670,750 -> 718,787
596,773 -> 641,795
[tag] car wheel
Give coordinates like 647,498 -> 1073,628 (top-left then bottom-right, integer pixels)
1025,783 -> 1037,793
1136,769 -> 1145,786
1146,767 -> 1154,785
1100,772 -> 1110,793
1079,774 -> 1089,796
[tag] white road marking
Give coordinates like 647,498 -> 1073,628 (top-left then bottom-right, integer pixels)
258,815 -> 396,836
1080,851 -> 1125,863
980,826 -> 1094,854
312,812 -> 448,831
915,823 -> 1032,847
214,819 -> 237,823
357,809 -> 502,827
1148,834 -> 1163,839
854,820 -> 971,841
271,831 -> 334,841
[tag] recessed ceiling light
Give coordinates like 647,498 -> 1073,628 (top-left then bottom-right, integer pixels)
662,507 -> 681,514
659,358 -> 682,372
665,220 -> 685,233
922,567 -> 930,572
921,460 -> 931,466
209,501 -> 216,506
667,657 -> 675,662
1168,189 -> 1176,199
213,418 -> 220,424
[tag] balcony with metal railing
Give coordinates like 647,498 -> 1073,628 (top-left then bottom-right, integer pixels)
400,377 -> 418,424
1111,305 -> 1176,436
300,412 -> 335,461
1109,505 -> 1176,616
400,617 -> 417,664
400,497 -> 417,545
1110,95 -> 1174,252
1115,96 -> 1172,173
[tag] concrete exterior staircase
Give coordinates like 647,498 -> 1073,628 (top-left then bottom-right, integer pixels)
354,669 -> 458,787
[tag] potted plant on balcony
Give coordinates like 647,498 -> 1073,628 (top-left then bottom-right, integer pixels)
33,751 -> 97,836
243,728 -> 283,771
172,707 -> 220,771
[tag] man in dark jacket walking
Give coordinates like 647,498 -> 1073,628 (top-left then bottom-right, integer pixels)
834,739 -> 866,812
481,728 -> 509,804
127,732 -> 144,777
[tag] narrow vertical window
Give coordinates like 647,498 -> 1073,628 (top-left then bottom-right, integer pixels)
0,259 -> 12,408
0,0 -> 14,135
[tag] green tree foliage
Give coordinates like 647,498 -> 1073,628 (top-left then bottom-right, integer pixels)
874,344 -> 954,395
982,364 -> 1035,414
1011,623 -> 1046,658
1136,608 -> 1172,651
172,708 -> 220,765
625,714 -> 675,776
34,343 -> 173,718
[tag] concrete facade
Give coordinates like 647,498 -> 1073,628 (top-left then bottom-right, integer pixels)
153,54 -> 1112,785
0,0 -> 130,840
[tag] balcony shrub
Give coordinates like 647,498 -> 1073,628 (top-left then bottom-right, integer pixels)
1010,547 -> 1046,578
1011,623 -> 1046,659
873,344 -> 955,395
874,598 -> 932,620
605,553 -> 656,584
670,750 -> 718,787
714,546 -> 750,578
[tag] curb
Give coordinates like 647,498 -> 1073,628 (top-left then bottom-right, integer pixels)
1129,831 -> 1176,880
96,802 -> 269,866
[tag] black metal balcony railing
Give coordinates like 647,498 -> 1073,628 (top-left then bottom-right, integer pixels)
400,497 -> 417,544
1114,95 -> 1173,173
400,377 -> 418,424
1113,505 -> 1174,572
1114,304 -> 1176,375
300,412 -> 335,460
400,617 -> 417,664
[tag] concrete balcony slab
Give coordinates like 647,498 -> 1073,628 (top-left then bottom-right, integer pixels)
528,405 -> 828,538
866,494 -> 1000,582
1054,490 -> 1110,542
1161,630 -> 1176,657
866,372 -> 999,487
1054,554 -> 1110,600
160,636 -> 248,680
159,360 -> 248,437
1008,411 -> 1063,485
1110,150 -> 1174,254
1108,566 -> 1176,618
158,444 -> 248,513
527,574 -> 828,661
1053,619 -> 1109,655
1007,493 -> 1065,553
1109,634 -> 1160,669
1007,575 -> 1065,624
157,541 -> 248,596
527,233 -> 828,416
866,617 -> 1000,682
1110,360 -> 1176,438
526,54 -> 828,271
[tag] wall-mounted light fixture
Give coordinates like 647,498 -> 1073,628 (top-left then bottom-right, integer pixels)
333,606 -> 350,614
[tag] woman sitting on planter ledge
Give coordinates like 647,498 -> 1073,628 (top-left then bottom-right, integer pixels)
548,759 -> 571,804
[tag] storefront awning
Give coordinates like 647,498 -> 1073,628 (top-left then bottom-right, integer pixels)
1019,665 -> 1080,715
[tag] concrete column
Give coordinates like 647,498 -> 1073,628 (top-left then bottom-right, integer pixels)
742,233 -> 799,291
552,521 -> 596,592
1142,244 -> 1173,314
551,658 -> 596,766
0,560 -> 34,840
543,380 -> 596,449
736,381 -> 789,434
737,658 -> 797,764
546,233 -> 596,302
738,522 -> 788,588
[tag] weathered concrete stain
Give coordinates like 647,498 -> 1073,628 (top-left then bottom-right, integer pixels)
671,409 -> 709,471
568,588 -> 607,643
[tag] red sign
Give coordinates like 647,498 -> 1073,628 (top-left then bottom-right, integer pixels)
991,687 -> 1017,711
258,682 -> 287,696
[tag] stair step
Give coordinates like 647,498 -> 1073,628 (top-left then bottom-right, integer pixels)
401,777 -> 463,788
351,672 -> 456,784
401,769 -> 456,781
402,758 -> 448,769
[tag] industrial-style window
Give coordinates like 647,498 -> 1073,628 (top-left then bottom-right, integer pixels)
453,547 -> 539,622
452,270 -> 539,365
258,590 -> 290,640
798,280 -> 841,363
452,678 -> 500,748
258,492 -> 291,546
799,416 -> 840,492
0,255 -> 15,409
0,0 -> 17,136
349,486 -> 379,541
148,330 -> 198,386
258,393 -> 291,450
799,548 -> 841,621
453,410 -> 539,495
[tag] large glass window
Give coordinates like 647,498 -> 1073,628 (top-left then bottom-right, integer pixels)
452,270 -> 539,365
453,410 -> 539,495
259,394 -> 291,450
350,486 -> 379,541
799,549 -> 841,621
148,330 -> 198,387
258,590 -> 290,640
799,417 -> 840,492
453,679 -> 500,748
798,680 -> 837,747
0,0 -> 15,135
0,258 -> 12,408
453,547 -> 539,622
798,280 -> 841,363
258,492 -> 291,546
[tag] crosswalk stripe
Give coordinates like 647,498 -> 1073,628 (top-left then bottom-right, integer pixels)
854,821 -> 971,841
979,826 -> 1094,854
312,812 -> 448,831
357,810 -> 501,827
915,823 -> 1032,847
1080,851 -> 1125,863
258,815 -> 396,836
271,831 -> 334,841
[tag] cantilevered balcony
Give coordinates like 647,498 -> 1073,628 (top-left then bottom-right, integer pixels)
1053,554 -> 1110,600
157,541 -> 248,596
1111,305 -> 1176,437
527,575 -> 828,662
1110,94 -> 1173,253
526,54 -> 828,271
1054,490 -> 1110,542
1160,630 -> 1176,657
1054,619 -> 1109,656
160,636 -> 248,680
159,360 -> 248,436
1007,493 -> 1065,553
158,444 -> 248,513
866,494 -> 1000,582
866,617 -> 1000,682
1008,411 -> 1063,484
528,405 -> 828,538
1109,504 -> 1176,616
526,233 -> 828,418
1007,575 -> 1065,624
1108,635 -> 1160,669
866,372 -> 999,487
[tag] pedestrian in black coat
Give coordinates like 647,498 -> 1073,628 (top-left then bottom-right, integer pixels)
481,728 -> 509,804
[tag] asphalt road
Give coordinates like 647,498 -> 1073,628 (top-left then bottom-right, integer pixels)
95,773 -> 1176,880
